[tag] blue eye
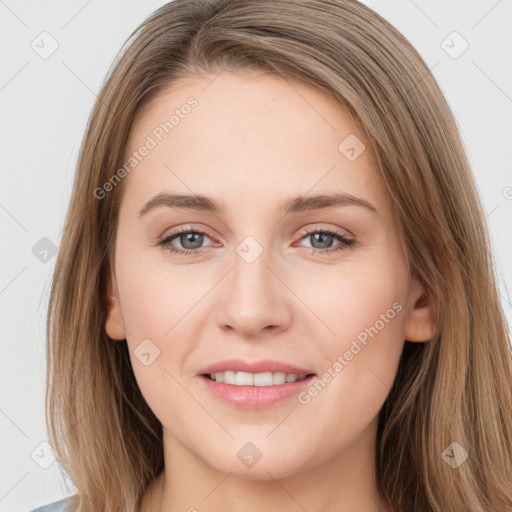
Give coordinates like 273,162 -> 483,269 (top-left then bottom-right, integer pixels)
158,228 -> 212,256
157,226 -> 354,257
298,227 -> 355,255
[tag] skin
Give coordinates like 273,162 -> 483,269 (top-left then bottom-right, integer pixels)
105,69 -> 437,512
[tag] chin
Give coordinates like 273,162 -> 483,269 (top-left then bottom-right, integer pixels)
200,443 -> 316,481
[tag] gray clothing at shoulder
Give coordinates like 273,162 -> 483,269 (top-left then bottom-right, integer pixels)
29,497 -> 73,512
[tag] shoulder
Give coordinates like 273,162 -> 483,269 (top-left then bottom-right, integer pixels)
29,497 -> 74,512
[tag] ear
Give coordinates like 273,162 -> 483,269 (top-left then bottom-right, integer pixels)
105,272 -> 127,341
403,277 -> 438,342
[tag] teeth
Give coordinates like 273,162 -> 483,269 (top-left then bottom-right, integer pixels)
209,371 -> 308,386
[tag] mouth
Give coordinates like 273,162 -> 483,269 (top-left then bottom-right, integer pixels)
197,359 -> 317,408
202,371 -> 315,386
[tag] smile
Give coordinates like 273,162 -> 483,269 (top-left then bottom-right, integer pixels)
206,371 -> 309,386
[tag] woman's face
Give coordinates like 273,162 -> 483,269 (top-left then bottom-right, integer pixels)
106,70 -> 434,480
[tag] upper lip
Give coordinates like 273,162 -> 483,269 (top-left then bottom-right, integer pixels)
198,358 -> 315,376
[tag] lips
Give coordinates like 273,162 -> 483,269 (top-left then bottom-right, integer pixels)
197,358 -> 315,377
196,358 -> 317,408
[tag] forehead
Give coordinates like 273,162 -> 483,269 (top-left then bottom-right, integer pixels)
121,70 -> 388,218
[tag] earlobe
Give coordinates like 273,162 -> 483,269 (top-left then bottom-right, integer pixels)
403,278 -> 438,343
105,274 -> 126,341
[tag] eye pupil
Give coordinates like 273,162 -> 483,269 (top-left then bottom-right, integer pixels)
310,232 -> 333,249
180,232 -> 204,249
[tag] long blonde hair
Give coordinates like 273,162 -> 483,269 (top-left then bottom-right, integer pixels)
46,1 -> 512,510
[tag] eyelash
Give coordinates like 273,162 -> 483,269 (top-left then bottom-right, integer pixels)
157,225 -> 355,257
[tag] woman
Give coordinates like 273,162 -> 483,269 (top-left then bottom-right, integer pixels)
32,0 -> 512,511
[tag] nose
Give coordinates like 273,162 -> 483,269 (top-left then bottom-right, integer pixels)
215,245 -> 292,339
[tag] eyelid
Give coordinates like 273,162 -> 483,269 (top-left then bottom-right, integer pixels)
157,224 -> 214,240
299,224 -> 354,239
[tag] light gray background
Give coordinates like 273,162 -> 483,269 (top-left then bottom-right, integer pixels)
1,1 -> 511,510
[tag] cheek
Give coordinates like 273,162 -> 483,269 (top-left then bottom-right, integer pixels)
302,257 -> 406,348
288,269 -> 406,465
302,250 -> 407,402
114,252 -> 208,410
116,247 -> 209,341
118,270 -> 201,429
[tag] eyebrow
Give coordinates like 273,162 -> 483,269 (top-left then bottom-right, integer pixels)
138,192 -> 378,217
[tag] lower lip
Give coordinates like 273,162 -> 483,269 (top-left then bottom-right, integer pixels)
199,375 -> 316,408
